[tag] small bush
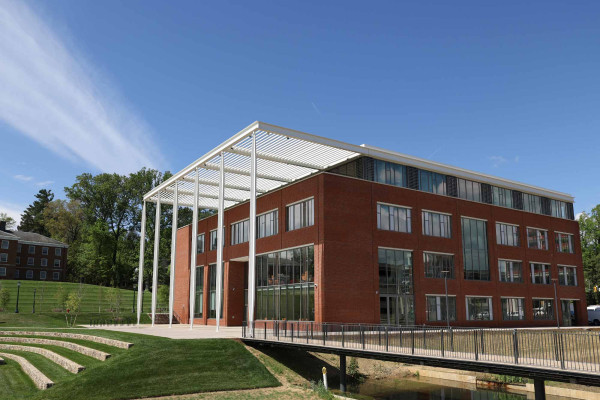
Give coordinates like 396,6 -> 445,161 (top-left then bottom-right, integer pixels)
0,288 -> 10,311
158,285 -> 170,308
310,380 -> 334,400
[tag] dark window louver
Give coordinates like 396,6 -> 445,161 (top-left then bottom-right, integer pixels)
481,184 -> 493,204
541,197 -> 552,215
407,167 -> 419,190
567,203 -> 575,220
363,157 -> 374,181
446,175 -> 458,197
512,191 -> 524,210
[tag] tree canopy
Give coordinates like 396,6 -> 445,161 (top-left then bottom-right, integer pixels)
19,189 -> 54,235
580,205 -> 600,304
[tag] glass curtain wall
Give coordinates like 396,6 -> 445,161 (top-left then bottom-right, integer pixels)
462,218 -> 490,280
194,266 -> 204,318
378,248 -> 414,325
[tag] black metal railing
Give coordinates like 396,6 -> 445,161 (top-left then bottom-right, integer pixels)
242,320 -> 600,374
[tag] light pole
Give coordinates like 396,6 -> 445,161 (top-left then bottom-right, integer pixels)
442,270 -> 450,329
32,288 -> 36,313
552,278 -> 560,329
15,281 -> 21,313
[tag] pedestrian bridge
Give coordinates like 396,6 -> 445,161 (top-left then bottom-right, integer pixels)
242,321 -> 600,399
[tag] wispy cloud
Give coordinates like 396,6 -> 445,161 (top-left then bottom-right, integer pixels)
488,155 -> 508,168
0,0 -> 164,174
35,180 -> 55,187
13,174 -> 33,181
311,102 -> 321,115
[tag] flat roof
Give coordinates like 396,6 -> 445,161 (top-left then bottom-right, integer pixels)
143,121 -> 574,208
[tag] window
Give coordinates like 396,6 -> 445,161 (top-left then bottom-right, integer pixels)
53,272 -> 60,280
40,271 -> 47,280
523,194 -> 542,214
209,228 -> 225,251
209,263 -> 224,319
0,253 -> 7,263
458,179 -> 482,202
14,269 -> 19,278
422,211 -> 451,238
16,256 -> 20,265
532,299 -> 554,320
424,252 -> 454,279
27,257 -> 34,266
1,240 -> 8,249
18,244 -> 21,253
28,245 -> 35,254
257,210 -> 278,239
41,258 -> 47,267
54,259 -> 61,268
286,198 -> 314,231
42,247 -> 48,255
462,217 -> 489,280
527,228 -> 548,250
492,187 -> 513,208
426,295 -> 456,322
55,248 -> 62,256
194,266 -> 204,318
26,270 -> 33,279
531,263 -> 551,284
551,200 -> 569,219
466,297 -> 493,321
558,266 -> 577,286
377,203 -> 411,233
378,248 -> 414,325
196,233 -> 205,254
496,223 -> 519,246
419,170 -> 446,195
256,245 -> 315,321
231,219 -> 249,245
498,260 -> 523,283
501,298 -> 525,320
374,159 -> 407,187
0,267 -> 5,276
555,233 -> 574,254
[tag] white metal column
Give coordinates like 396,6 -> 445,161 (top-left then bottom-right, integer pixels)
189,169 -> 199,329
168,182 -> 179,328
136,201 -> 147,325
215,152 -> 225,332
248,134 -> 257,335
151,194 -> 161,327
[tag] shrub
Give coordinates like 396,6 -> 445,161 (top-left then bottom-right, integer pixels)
0,288 -> 10,311
158,285 -> 170,308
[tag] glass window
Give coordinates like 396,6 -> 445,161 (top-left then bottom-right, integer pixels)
523,194 -> 542,214
422,211 -> 451,238
558,266 -> 577,286
501,298 -> 525,320
458,179 -> 482,202
419,170 -> 446,195
498,260 -> 522,283
40,271 -> 47,280
41,258 -> 47,267
197,233 -> 205,254
0,267 -> 6,276
531,263 -> 551,285
27,257 -> 34,266
527,228 -> 548,250
466,297 -> 493,321
532,299 -> 554,320
257,210 -> 278,239
424,252 -> 454,279
1,240 -> 8,249
0,253 -> 7,263
18,244 -> 21,253
26,270 -> 33,279
496,223 -> 519,246
195,266 -> 204,318
209,228 -> 226,251
16,256 -> 20,265
555,233 -> 574,254
53,271 -> 60,280
14,270 -> 19,279
28,245 -> 35,254
55,248 -> 62,256
286,199 -> 314,231
374,160 -> 407,187
551,200 -> 569,219
42,247 -> 48,255
426,295 -> 456,322
54,259 -> 61,268
209,263 -> 224,319
377,203 -> 411,233
462,217 -> 489,281
379,248 -> 414,325
492,187 -> 513,208
231,219 -> 249,245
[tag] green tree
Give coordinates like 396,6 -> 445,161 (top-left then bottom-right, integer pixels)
64,289 -> 83,327
19,189 -> 54,235
580,206 -> 600,304
0,288 -> 10,311
0,212 -> 16,230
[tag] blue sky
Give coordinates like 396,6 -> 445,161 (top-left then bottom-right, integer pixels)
1,0 -> 599,223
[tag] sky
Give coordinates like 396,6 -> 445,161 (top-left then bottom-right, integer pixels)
1,0 -> 599,224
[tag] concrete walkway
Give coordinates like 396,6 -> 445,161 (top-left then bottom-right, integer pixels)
86,324 -> 243,339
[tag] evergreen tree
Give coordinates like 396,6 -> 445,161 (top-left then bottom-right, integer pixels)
19,189 -> 54,235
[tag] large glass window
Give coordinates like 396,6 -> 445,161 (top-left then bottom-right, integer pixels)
426,295 -> 456,322
194,266 -> 204,318
286,199 -> 314,231
498,260 -> 522,283
424,252 -> 454,279
0,267 -> 5,276
523,194 -> 542,214
422,211 -> 451,238
377,203 -> 411,233
0,254 -> 7,263
466,297 -> 493,321
209,228 -> 225,251
1,240 -> 8,249
374,159 -> 407,187
197,234 -> 205,254
255,245 -> 315,321
209,263 -> 224,319
555,232 -> 574,254
458,179 -> 482,202
379,248 -> 414,325
462,217 -> 489,281
551,200 -> 569,219
558,266 -> 577,286
527,228 -> 548,250
492,186 -> 513,208
231,219 -> 249,246
419,170 -> 446,195
257,210 -> 278,239
531,263 -> 551,284
532,299 -> 554,320
501,298 -> 525,321
496,223 -> 519,247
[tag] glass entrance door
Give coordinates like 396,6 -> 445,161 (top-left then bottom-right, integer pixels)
380,295 -> 414,325
561,300 -> 577,326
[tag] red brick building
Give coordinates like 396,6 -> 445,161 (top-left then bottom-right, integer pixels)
140,122 -> 584,328
0,222 -> 68,281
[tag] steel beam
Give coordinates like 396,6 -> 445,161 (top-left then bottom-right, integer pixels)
189,169 -> 199,329
179,176 -> 267,194
168,183 -> 178,328
215,153 -> 225,332
228,145 -> 322,170
203,162 -> 292,183
151,195 -> 161,326
136,202 -> 147,325
247,134 -> 257,335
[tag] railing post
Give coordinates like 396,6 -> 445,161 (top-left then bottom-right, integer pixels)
411,328 -> 415,355
378,326 -> 382,346
276,321 -> 280,341
559,332 -> 565,369
385,326 -> 389,352
512,329 -> 519,364
291,323 -> 294,343
450,327 -> 454,352
311,321 -> 314,339
480,329 -> 485,355
242,322 -> 246,338
342,325 -> 345,348
252,320 -> 256,339
264,321 -> 267,340
441,329 -> 445,357
323,324 -> 327,346
474,330 -> 479,361
423,327 -> 427,350
399,327 -> 403,348
361,325 -> 365,350
306,323 -> 309,344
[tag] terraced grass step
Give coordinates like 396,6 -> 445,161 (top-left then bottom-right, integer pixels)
0,344 -> 84,373
0,331 -> 133,349
0,337 -> 110,360
0,352 -> 53,390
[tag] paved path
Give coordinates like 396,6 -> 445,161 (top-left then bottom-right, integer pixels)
86,324 -> 243,339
